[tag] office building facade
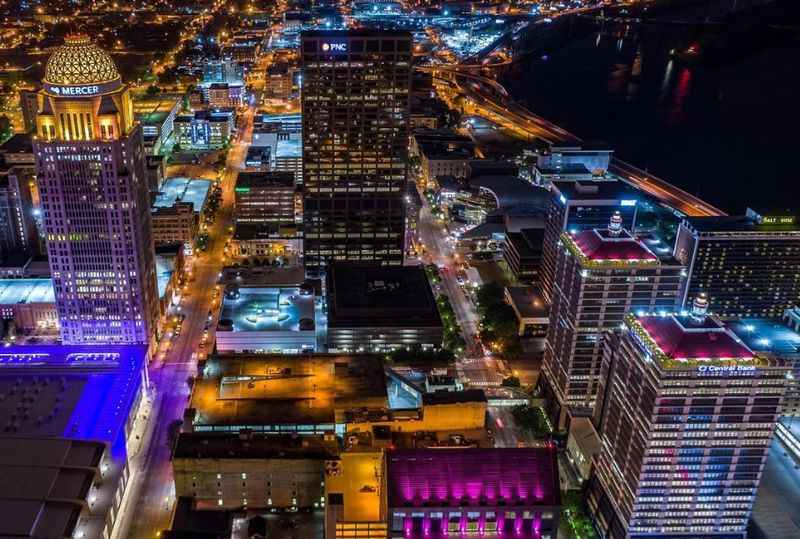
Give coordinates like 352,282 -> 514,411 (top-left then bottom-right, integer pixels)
33,35 -> 159,344
542,214 -> 684,422
301,30 -> 411,272
541,179 -> 640,302
234,171 -> 298,226
589,306 -> 788,539
674,209 -> 800,319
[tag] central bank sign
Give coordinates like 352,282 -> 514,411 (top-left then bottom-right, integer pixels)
50,85 -> 100,96
698,364 -> 757,376
321,41 -> 347,53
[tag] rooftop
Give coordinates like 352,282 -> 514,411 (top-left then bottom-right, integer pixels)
0,344 -> 147,458
551,178 -> 639,203
471,175 -> 548,210
563,229 -> 658,268
153,177 -> 212,213
0,437 -> 105,538
625,313 -> 779,370
505,287 -> 549,320
219,287 -> 314,332
302,29 -> 412,38
0,278 -> 55,304
386,447 -> 560,508
728,318 -> 800,357
0,133 -> 33,155
276,135 -> 302,158
682,213 -> 800,234
506,229 -> 544,259
44,34 -> 121,87
421,389 -> 487,406
173,432 -> 338,460
156,253 -> 177,299
326,263 -> 442,329
190,354 -> 388,429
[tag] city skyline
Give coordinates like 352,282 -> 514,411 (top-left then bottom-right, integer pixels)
0,1 -> 797,539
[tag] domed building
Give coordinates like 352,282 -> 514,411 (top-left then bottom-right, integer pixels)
44,34 -> 121,87
33,35 -> 158,346
36,34 -> 134,142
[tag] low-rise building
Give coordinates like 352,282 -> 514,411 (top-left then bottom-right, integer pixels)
184,353 -> 388,435
151,202 -> 197,246
0,278 -> 57,332
173,433 -> 338,510
229,223 -> 301,261
326,263 -> 443,353
215,284 -> 318,353
133,94 -> 181,155
234,171 -> 299,226
0,344 -> 149,538
504,286 -> 549,339
265,62 -> 296,100
503,228 -> 544,283
206,82 -> 244,109
174,109 -> 235,148
411,129 -> 475,188
386,448 -> 560,538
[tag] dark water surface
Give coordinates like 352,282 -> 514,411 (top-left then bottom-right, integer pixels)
502,7 -> 800,213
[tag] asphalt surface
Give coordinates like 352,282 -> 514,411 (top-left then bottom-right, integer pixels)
114,105 -> 255,539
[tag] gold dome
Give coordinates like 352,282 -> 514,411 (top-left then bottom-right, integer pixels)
44,34 -> 121,86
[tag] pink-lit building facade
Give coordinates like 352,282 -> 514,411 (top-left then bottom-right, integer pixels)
589,310 -> 789,539
387,448 -> 560,539
33,36 -> 159,345
541,215 -> 685,424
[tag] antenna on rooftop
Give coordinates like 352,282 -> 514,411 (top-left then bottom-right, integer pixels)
608,211 -> 623,237
690,293 -> 709,324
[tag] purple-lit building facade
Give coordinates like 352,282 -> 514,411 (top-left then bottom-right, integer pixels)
588,308 -> 788,539
541,214 -> 684,424
33,35 -> 158,345
387,448 -> 560,538
0,344 -> 148,537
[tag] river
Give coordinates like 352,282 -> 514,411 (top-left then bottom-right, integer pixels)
501,1 -> 800,214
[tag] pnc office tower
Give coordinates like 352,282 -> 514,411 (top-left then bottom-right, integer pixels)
589,301 -> 788,539
33,35 -> 158,345
301,30 -> 411,273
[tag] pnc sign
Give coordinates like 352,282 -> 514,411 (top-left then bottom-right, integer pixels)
321,41 -> 347,53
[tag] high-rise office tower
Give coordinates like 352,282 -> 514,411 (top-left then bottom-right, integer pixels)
589,300 -> 788,539
540,179 -> 640,302
0,166 -> 38,257
674,208 -> 800,319
541,212 -> 684,424
33,35 -> 158,345
301,30 -> 411,273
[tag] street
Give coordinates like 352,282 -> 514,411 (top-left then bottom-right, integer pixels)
113,104 -> 256,539
416,196 -> 505,387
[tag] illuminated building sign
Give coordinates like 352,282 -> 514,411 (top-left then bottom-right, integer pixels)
44,79 -> 121,97
698,364 -> 756,376
51,85 -> 100,96
321,41 -> 348,53
762,215 -> 796,225
620,199 -> 637,206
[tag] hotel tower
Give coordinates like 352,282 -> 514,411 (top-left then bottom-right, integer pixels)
33,35 -> 158,345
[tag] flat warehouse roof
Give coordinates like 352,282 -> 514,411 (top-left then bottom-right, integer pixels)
191,354 -> 387,428
0,344 -> 146,458
154,177 -> 212,213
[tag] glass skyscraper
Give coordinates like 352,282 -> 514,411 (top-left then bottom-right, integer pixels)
33,35 -> 158,345
301,30 -> 411,273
